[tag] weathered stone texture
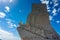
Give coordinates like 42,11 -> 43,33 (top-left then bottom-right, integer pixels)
17,4 -> 60,40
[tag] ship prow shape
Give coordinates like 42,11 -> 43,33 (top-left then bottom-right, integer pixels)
17,4 -> 60,40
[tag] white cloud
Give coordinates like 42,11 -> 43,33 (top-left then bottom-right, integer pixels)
9,0 -> 13,3
56,21 -> 60,23
9,23 -> 17,28
50,1 -> 53,4
52,9 -> 57,16
0,0 -> 13,3
5,6 -> 10,12
40,0 -> 50,12
49,15 -> 53,21
48,9 -> 51,12
0,29 -> 21,40
6,19 -> 17,28
6,19 -> 11,22
54,3 -> 59,7
47,5 -> 51,12
0,0 -> 7,2
40,0 -> 49,4
0,12 -> 6,18
53,0 -> 59,7
58,8 -> 60,12
53,0 -> 58,4
47,5 -> 50,10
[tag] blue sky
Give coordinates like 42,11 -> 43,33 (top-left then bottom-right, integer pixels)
0,0 -> 60,40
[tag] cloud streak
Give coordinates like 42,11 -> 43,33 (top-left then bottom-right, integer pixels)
40,0 -> 49,4
49,15 -> 53,21
0,29 -> 21,40
6,19 -> 17,28
56,21 -> 60,23
0,12 -> 6,18
5,6 -> 10,12
52,9 -> 57,16
9,0 -> 13,3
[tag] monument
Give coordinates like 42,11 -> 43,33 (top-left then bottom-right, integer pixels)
17,4 -> 60,40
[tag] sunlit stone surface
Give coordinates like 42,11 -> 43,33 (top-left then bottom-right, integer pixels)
17,4 -> 60,40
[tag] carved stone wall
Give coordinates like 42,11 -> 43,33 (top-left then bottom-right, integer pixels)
17,4 -> 60,40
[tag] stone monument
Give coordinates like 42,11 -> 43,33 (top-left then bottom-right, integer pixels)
17,4 -> 60,40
